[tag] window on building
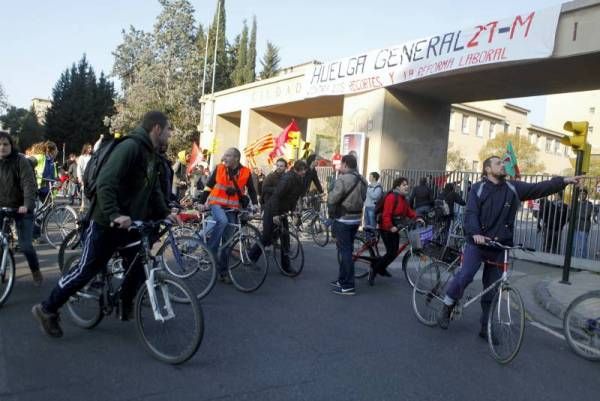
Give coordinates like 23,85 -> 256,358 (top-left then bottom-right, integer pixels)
564,145 -> 569,156
515,126 -> 521,136
528,132 -> 535,144
504,122 -> 510,133
489,123 -> 495,138
476,118 -> 483,137
462,115 -> 469,134
590,107 -> 595,114
472,160 -> 479,171
554,139 -> 560,154
545,138 -> 552,153
588,126 -> 594,134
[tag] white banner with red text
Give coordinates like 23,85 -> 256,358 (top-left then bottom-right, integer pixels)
303,6 -> 561,98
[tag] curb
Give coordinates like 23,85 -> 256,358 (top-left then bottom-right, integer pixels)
533,280 -> 565,320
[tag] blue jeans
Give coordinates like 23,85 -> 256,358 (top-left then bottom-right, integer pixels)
14,213 -> 40,273
573,230 -> 589,258
445,243 -> 503,327
207,205 -> 238,273
333,221 -> 359,289
363,206 -> 376,229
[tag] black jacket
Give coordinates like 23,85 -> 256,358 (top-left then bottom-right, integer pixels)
303,168 -> 323,194
268,171 -> 305,215
0,152 -> 37,212
464,177 -> 566,245
261,170 -> 283,206
539,198 -> 569,232
438,190 -> 466,218
410,185 -> 434,209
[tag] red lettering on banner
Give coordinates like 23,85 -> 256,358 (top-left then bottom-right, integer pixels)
467,25 -> 484,48
510,12 -> 535,39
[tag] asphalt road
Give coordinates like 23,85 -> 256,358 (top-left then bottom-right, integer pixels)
1,241 -> 599,401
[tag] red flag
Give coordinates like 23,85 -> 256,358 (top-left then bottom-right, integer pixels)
269,119 -> 300,160
187,143 -> 202,174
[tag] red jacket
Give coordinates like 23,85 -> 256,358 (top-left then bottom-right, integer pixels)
380,192 -> 416,231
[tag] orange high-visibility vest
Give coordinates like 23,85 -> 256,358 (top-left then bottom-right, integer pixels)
207,164 -> 251,208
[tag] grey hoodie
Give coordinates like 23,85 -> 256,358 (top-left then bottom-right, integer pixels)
365,182 -> 383,208
328,170 -> 367,222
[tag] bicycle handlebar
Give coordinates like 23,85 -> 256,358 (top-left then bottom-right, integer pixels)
0,207 -> 19,214
485,240 -> 535,252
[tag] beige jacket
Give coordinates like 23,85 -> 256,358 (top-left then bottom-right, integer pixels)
327,170 -> 367,222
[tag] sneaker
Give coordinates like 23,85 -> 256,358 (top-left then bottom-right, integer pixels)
438,303 -> 454,329
329,280 -> 341,289
31,304 -> 63,338
332,286 -> 355,296
32,270 -> 44,287
479,327 -> 500,345
368,268 -> 376,286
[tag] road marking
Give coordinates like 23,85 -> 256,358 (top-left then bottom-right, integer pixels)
529,321 -> 565,341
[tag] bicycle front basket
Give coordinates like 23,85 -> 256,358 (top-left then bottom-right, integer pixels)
408,225 -> 434,250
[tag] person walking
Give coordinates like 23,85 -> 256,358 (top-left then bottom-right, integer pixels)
76,143 -> 93,212
32,111 -> 177,338
539,192 -> 569,254
409,177 -> 434,217
573,188 -> 594,258
328,154 -> 367,296
364,172 -> 383,233
0,132 -> 43,286
437,156 -> 582,340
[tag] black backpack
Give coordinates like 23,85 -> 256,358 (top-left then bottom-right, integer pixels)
82,136 -> 137,200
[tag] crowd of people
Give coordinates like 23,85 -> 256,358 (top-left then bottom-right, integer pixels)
0,111 -> 583,346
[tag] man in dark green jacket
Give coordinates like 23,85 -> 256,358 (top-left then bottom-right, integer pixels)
32,111 -> 177,338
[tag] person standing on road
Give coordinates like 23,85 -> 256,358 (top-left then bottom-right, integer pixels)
364,172 -> 383,233
573,188 -> 593,258
328,154 -> 367,296
197,148 -> 258,282
369,177 -> 423,286
0,131 -> 43,286
76,143 -> 93,212
539,192 -> 569,254
409,177 -> 434,217
32,111 -> 177,338
437,156 -> 582,340
34,141 -> 58,202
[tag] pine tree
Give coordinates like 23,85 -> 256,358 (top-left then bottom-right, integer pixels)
245,16 -> 257,83
0,106 -> 45,152
44,55 -> 115,154
260,41 -> 281,79
231,21 -> 248,86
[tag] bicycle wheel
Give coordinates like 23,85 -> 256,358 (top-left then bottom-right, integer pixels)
310,216 -> 329,247
64,254 -> 104,329
412,261 -> 452,326
337,236 -> 376,279
227,223 -> 261,270
563,290 -> 600,361
487,285 -> 525,364
228,232 -> 269,293
0,247 -> 16,307
58,228 -> 82,274
159,235 -> 217,300
273,230 -> 304,277
43,205 -> 78,249
402,248 -> 433,288
135,272 -> 204,365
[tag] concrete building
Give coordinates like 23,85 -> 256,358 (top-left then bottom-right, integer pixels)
545,89 -> 600,153
448,100 -> 573,174
31,98 -> 51,125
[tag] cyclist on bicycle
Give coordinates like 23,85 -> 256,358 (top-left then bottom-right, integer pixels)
438,156 -> 582,339
197,148 -> 258,282
260,158 -> 287,207
32,111 -> 178,338
249,160 -> 307,272
370,177 -> 423,286
0,131 -> 42,285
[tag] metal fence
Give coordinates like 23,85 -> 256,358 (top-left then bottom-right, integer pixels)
316,166 -> 600,265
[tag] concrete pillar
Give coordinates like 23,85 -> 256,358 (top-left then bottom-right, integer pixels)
381,89 -> 450,171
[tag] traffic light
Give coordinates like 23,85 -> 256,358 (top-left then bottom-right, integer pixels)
561,121 -> 588,150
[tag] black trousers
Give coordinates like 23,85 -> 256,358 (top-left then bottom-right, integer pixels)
250,207 -> 290,267
43,221 -> 146,314
374,230 -> 400,272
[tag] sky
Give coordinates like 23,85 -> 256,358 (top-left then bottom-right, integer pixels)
0,0 -> 565,124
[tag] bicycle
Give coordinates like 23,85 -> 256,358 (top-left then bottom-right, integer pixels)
412,240 -> 530,364
61,219 -> 204,365
563,290 -> 600,361
291,194 -> 330,247
337,222 -> 433,286
35,178 -> 78,248
179,208 -> 269,293
0,208 -> 18,307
